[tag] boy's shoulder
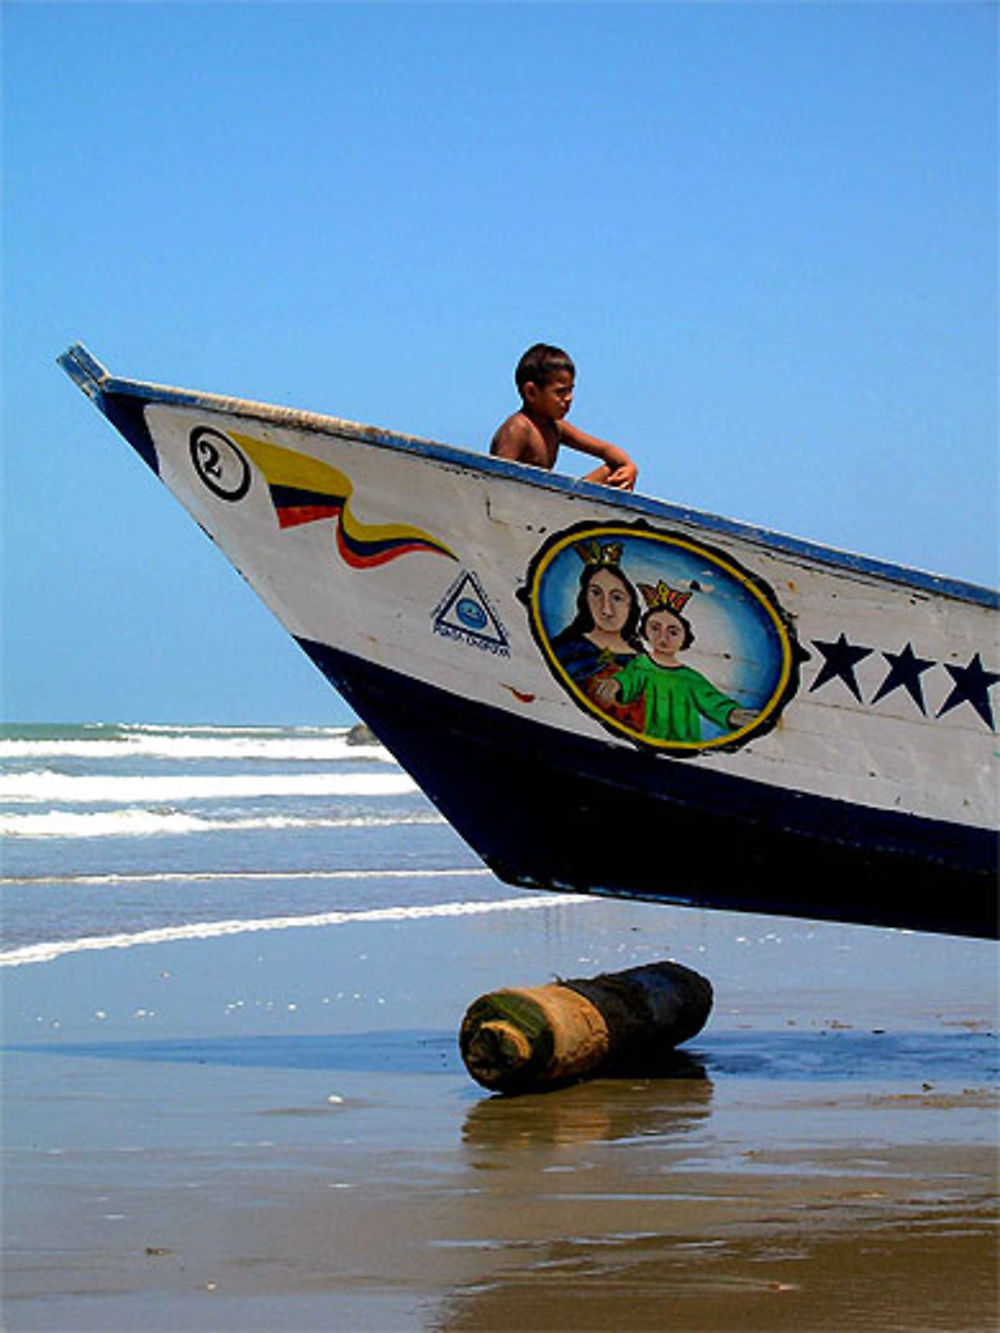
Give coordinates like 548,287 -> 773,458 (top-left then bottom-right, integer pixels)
490,410 -> 557,466
491,408 -> 532,440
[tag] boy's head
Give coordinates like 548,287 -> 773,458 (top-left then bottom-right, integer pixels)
515,344 -> 575,394
641,606 -> 694,654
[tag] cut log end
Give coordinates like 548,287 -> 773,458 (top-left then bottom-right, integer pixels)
462,1019 -> 533,1084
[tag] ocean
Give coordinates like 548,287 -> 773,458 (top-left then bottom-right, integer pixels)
4,719 -> 997,1038
0,721 -> 530,965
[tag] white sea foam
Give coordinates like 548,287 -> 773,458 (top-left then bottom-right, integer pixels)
0,894 -> 590,967
0,771 -> 418,805
1,808 -> 443,840
0,728 -> 388,764
3,867 -> 489,887
119,723 -> 332,735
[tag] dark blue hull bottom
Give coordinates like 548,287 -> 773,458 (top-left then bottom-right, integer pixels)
300,639 -> 997,940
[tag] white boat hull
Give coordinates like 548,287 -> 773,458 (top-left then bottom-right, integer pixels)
60,346 -> 999,937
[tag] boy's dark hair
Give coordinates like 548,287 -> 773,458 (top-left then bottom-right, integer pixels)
515,344 -> 575,392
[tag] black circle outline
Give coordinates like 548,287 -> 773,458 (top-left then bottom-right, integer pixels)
189,427 -> 252,502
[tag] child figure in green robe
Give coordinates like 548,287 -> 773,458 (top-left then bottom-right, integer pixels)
593,581 -> 758,743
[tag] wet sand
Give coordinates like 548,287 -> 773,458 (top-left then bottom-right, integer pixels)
3,896 -> 997,1330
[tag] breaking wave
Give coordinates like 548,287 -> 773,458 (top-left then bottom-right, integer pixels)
0,894 -> 588,968
1,771 -> 419,805
0,723 -> 387,764
1,808 -> 444,840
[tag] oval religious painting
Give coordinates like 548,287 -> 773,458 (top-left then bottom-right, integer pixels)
524,521 -> 801,755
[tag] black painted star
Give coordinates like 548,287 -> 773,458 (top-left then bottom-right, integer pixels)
936,653 -> 1000,730
809,633 -> 873,702
871,643 -> 937,714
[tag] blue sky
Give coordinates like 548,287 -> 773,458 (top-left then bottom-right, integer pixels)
4,2 -> 996,724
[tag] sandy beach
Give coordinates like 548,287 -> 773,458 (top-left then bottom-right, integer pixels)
3,893 -> 997,1332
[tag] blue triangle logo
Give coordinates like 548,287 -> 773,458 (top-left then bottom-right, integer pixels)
433,570 -> 510,656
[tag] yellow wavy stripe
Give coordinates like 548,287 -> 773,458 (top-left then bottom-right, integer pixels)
228,431 -> 352,496
338,500 -> 454,552
230,429 -> 456,558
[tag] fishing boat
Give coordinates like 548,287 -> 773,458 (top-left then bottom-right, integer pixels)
59,345 -> 998,940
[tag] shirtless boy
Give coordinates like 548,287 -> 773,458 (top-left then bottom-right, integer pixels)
490,344 -> 638,491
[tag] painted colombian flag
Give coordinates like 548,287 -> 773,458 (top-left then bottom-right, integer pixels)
229,430 -> 456,568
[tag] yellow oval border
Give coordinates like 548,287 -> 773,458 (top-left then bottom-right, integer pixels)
525,522 -> 800,755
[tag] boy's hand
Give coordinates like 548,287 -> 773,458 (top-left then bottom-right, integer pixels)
582,456 -> 638,491
604,459 -> 638,491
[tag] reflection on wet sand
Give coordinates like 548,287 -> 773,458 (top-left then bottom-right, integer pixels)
441,1052 -> 998,1333
435,1191 -> 997,1332
462,1055 -> 712,1153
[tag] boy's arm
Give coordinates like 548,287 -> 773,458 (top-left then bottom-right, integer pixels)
558,420 -> 638,491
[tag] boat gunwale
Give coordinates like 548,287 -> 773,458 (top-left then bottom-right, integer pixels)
59,343 -> 999,610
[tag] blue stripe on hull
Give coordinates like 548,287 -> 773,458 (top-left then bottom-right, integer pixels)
298,638 -> 998,940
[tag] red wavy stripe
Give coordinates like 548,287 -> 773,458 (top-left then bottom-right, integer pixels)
336,530 -> 449,568
277,503 -> 343,529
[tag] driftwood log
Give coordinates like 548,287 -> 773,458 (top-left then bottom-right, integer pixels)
459,960 -> 712,1095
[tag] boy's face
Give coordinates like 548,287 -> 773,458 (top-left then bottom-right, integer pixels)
646,610 -> 686,661
524,371 -> 574,422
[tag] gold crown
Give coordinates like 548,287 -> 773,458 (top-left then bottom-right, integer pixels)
574,539 -> 624,567
639,580 -> 692,613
